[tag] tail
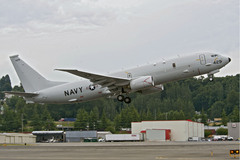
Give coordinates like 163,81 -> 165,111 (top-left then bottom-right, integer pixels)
10,55 -> 65,92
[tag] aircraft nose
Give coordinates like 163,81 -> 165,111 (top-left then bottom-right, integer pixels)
228,57 -> 231,62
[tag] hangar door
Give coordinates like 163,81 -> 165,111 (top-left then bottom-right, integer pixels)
146,129 -> 171,141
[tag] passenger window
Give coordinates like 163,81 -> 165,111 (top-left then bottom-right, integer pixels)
172,63 -> 176,68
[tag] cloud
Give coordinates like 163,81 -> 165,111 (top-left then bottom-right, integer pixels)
0,0 -> 238,86
0,0 -> 145,35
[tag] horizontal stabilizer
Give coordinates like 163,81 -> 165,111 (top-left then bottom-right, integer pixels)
3,91 -> 39,98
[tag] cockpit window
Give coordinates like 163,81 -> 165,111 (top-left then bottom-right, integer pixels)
211,54 -> 218,57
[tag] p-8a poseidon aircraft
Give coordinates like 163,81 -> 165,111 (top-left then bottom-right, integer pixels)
4,53 -> 230,104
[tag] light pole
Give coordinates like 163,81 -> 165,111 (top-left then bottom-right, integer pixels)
21,113 -> 23,133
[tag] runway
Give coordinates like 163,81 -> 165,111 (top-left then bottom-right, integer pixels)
0,141 -> 238,160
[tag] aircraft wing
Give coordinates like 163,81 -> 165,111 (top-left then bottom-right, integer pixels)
3,91 -> 39,98
56,69 -> 131,91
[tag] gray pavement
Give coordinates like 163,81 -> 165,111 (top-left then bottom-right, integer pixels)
0,141 -> 239,160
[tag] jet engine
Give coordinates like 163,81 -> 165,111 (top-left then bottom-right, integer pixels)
130,76 -> 154,91
139,84 -> 164,95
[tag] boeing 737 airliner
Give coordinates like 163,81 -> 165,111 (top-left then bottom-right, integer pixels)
4,53 -> 231,104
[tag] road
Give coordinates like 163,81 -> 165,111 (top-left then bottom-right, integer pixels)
0,141 -> 239,160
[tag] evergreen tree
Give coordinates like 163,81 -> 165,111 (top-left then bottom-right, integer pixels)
208,101 -> 225,119
119,107 -> 129,128
167,110 -> 174,120
118,105 -> 140,128
15,97 -> 26,113
192,113 -> 200,122
114,114 -> 121,131
0,75 -> 12,100
178,110 -> 186,120
226,90 -> 239,114
41,106 -> 55,130
89,110 -> 98,130
129,105 -> 140,122
200,108 -> 207,125
99,108 -> 109,130
0,74 -> 239,132
74,108 -> 89,130
231,106 -> 240,122
221,109 -> 228,125
0,104 -> 21,132
30,105 -> 43,131
146,108 -> 154,120
172,111 -> 179,120
6,96 -> 19,110
156,111 -> 164,120
140,110 -> 147,121
12,84 -> 24,92
184,101 -> 195,119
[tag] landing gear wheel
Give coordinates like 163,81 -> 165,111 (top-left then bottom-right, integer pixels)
209,74 -> 214,81
117,95 -> 124,102
124,97 -> 131,104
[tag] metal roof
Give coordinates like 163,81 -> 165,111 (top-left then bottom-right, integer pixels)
66,131 -> 97,138
1,133 -> 36,137
32,131 -> 64,135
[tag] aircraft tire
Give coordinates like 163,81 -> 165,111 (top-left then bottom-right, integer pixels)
124,97 -> 131,104
117,95 -> 124,102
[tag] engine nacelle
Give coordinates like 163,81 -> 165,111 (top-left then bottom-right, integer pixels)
130,76 -> 154,91
140,84 -> 164,95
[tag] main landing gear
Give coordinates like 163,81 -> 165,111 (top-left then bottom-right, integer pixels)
117,95 -> 131,104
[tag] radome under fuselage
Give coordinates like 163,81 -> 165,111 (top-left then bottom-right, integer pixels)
27,52 -> 230,104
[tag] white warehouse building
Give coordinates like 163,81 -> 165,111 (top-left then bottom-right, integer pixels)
131,120 -> 204,141
0,133 -> 36,144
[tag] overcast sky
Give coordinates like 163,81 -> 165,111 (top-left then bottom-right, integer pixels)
0,0 -> 239,86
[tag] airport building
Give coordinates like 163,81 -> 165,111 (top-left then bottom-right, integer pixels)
227,122 -> 240,140
32,131 -> 64,142
0,133 -> 36,144
66,131 -> 97,142
131,120 -> 204,141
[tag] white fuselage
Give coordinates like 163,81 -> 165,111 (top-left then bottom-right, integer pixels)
28,53 -> 230,103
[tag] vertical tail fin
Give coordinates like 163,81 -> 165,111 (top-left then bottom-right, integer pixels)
10,55 -> 65,92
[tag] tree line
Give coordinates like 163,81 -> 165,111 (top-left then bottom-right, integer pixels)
0,74 -> 239,132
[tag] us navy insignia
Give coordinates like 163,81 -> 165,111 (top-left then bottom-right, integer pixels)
89,85 -> 95,91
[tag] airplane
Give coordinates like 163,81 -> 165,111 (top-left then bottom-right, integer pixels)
4,53 -> 231,104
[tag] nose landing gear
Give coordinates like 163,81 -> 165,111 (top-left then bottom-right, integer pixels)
117,95 -> 131,104
207,69 -> 220,82
208,74 -> 214,81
